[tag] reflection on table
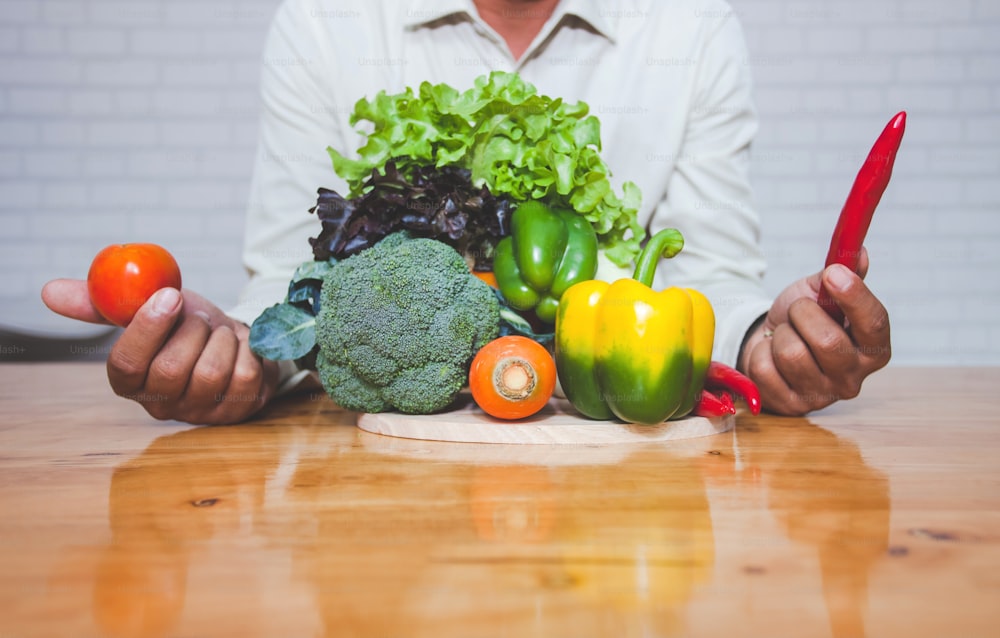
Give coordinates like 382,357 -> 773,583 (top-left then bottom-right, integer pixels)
62,407 -> 888,638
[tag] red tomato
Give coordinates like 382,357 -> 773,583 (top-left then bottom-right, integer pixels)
87,243 -> 182,326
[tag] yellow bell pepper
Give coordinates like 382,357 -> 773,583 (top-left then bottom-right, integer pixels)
554,229 -> 715,425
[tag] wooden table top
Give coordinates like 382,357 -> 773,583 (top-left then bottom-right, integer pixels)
1,363 -> 998,638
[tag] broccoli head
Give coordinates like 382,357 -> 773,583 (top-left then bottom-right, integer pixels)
315,232 -> 500,414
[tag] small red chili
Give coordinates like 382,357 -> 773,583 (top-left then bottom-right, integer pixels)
705,361 -> 761,416
692,389 -> 736,418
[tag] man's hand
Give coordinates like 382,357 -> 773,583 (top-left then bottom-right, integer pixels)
42,279 -> 280,425
738,248 -> 891,415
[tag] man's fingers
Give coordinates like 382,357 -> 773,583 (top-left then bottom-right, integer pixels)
747,339 -> 809,416
40,279 -> 110,325
770,321 -> 840,408
183,325 -> 240,409
106,288 -> 183,397
223,338 -> 269,412
143,312 -> 213,408
764,269 -> 824,330
787,298 -> 857,374
787,298 -> 862,399
770,323 -> 820,393
180,289 -> 235,327
822,264 -> 891,361
856,246 -> 870,279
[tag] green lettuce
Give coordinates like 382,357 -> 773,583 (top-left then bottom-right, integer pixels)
328,71 -> 644,266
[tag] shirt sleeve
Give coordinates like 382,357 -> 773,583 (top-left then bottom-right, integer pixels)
649,10 -> 772,367
227,1 -> 352,390
228,0 -> 352,325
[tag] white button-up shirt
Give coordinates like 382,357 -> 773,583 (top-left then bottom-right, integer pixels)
235,0 -> 772,386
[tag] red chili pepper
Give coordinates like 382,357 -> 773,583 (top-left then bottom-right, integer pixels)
705,361 -> 761,415
692,389 -> 736,418
817,111 -> 906,325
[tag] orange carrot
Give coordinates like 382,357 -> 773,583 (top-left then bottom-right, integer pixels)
472,270 -> 498,289
469,336 -> 555,420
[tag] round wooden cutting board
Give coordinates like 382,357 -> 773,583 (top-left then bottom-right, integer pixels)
356,394 -> 734,445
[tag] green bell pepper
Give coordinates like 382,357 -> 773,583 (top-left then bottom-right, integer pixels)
554,228 -> 716,425
493,200 -> 598,324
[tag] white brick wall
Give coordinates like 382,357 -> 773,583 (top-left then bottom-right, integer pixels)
739,0 -> 1000,364
0,0 -> 277,338
1,0 -> 998,363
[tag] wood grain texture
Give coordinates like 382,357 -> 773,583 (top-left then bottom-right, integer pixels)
1,363 -> 999,638
357,394 -> 735,444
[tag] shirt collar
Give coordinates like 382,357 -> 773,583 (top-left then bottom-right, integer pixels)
557,0 -> 618,42
402,0 -> 618,42
401,0 -> 470,28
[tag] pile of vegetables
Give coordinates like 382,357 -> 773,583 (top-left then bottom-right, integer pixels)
250,71 -> 760,423
327,71 -> 644,268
